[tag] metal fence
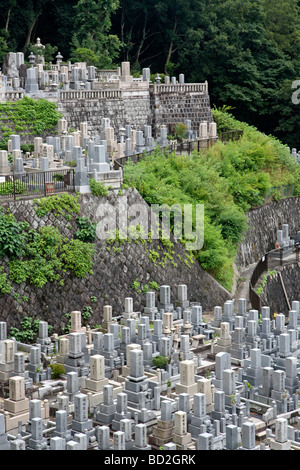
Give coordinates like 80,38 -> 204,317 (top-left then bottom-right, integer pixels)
220,129 -> 244,143
249,243 -> 300,312
262,184 -> 295,204
114,130 -> 244,169
0,169 -> 75,201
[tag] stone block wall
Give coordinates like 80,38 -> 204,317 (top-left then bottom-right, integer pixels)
58,85 -> 214,139
59,92 -> 152,137
260,264 -> 300,316
0,189 -> 231,333
236,196 -> 300,269
150,86 -> 214,137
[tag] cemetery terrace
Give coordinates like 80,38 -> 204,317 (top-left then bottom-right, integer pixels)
1,45 -> 215,142
0,284 -> 300,451
1,44 -> 300,455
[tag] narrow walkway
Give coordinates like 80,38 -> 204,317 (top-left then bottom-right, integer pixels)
233,262 -> 257,312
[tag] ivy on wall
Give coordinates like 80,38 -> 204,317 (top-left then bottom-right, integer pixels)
0,97 -> 62,148
0,194 -> 95,295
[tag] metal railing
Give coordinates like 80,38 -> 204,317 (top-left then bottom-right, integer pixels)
0,169 -> 75,201
113,130 -> 243,170
149,82 -> 209,94
113,139 -> 214,170
249,243 -> 300,312
220,129 -> 244,142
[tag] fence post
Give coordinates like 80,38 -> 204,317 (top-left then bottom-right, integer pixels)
43,171 -> 46,197
280,248 -> 283,266
13,175 -> 16,201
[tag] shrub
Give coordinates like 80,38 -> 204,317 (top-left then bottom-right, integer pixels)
89,178 -> 108,196
152,355 -> 167,369
174,122 -> 188,141
34,193 -> 80,218
0,267 -> 12,294
82,306 -> 93,321
75,216 -> 97,242
0,211 -> 29,258
149,281 -> 159,291
60,239 -> 95,278
0,181 -> 28,195
8,226 -> 64,287
49,363 -> 66,379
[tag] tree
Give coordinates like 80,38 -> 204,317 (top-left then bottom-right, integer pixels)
262,0 -> 300,59
70,0 -> 122,68
0,29 -> 10,63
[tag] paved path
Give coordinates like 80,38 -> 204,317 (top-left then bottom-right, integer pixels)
233,262 -> 257,312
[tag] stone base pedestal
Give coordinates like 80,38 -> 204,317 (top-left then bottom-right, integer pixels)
175,383 -> 198,396
269,439 -> 291,450
149,420 -> 174,448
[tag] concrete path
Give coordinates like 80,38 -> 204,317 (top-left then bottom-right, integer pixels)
233,262 -> 257,312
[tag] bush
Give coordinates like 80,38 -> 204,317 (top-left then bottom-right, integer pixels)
8,226 -> 64,287
174,122 -> 188,141
0,267 -> 12,294
49,363 -> 66,379
89,178 -> 108,196
0,181 -> 28,195
34,193 -> 80,218
152,355 -> 167,369
75,216 -> 97,242
0,211 -> 29,258
60,239 -> 95,278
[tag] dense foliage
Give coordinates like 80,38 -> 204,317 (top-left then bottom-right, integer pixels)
0,0 -> 299,146
0,97 -> 62,148
123,110 -> 300,291
0,195 -> 95,293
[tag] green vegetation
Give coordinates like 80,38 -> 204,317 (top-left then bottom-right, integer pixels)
256,270 -> 277,295
8,226 -> 64,288
75,216 -> 97,243
149,281 -> 159,291
0,97 -> 62,148
64,313 -> 72,334
60,239 -> 95,278
8,316 -> 44,343
33,193 -> 80,218
82,305 -> 93,321
123,110 -> 300,291
0,181 -> 29,196
49,363 -> 66,379
0,195 -> 95,295
0,209 -> 29,258
174,122 -> 188,141
132,278 -> 141,293
0,267 -> 12,294
89,178 -> 109,197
